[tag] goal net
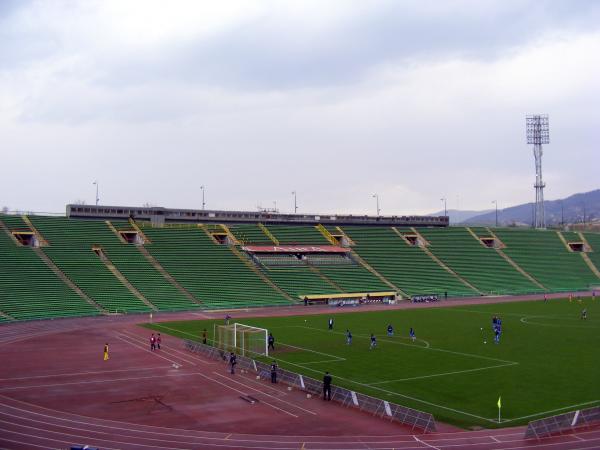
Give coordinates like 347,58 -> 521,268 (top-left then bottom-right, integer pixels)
214,323 -> 268,357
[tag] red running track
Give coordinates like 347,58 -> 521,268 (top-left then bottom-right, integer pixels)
0,294 -> 598,450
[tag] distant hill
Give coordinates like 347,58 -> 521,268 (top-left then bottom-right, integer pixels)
461,189 -> 600,226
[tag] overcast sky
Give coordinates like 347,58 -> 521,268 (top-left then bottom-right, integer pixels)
1,0 -> 599,216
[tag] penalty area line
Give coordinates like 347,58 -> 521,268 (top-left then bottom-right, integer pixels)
366,361 -> 518,385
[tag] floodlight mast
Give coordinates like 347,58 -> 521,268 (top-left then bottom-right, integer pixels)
526,115 -> 549,229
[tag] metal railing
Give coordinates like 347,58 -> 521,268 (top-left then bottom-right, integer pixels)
524,405 -> 600,439
184,339 -> 436,432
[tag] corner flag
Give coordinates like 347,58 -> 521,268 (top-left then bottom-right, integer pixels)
497,396 -> 502,423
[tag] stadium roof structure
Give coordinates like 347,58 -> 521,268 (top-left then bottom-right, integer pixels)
66,204 -> 449,227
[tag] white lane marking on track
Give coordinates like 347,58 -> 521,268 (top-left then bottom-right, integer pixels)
297,326 -> 515,364
413,435 -> 441,450
0,366 -> 168,382
1,394 -> 428,441
0,420 -> 192,450
119,329 -> 215,365
0,372 -> 197,391
115,334 -> 195,366
0,412 -> 306,449
211,372 -> 317,415
193,372 -> 298,418
367,362 -> 518,385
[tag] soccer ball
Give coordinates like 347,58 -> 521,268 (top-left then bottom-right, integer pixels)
480,327 -> 483,330
484,341 -> 487,344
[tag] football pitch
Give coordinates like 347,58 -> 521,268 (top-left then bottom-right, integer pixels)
145,297 -> 600,429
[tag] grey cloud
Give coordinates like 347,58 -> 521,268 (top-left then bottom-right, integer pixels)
93,0 -> 600,90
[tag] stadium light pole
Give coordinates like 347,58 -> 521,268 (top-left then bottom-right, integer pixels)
372,194 -> 380,216
292,191 -> 298,214
526,114 -> 549,229
492,200 -> 498,227
200,186 -> 206,210
440,198 -> 447,217
93,181 -> 99,206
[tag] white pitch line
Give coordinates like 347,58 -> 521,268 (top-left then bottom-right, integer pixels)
278,341 -> 345,361
297,326 -> 517,365
499,399 -> 600,423
519,316 -> 598,329
296,358 -> 347,365
149,323 -> 204,340
367,362 -> 518,385
268,355 -> 495,422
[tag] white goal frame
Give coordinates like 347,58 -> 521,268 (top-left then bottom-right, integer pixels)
214,322 -> 269,357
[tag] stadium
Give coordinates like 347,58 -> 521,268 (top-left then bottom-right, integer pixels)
3,2 -> 600,449
1,205 -> 599,449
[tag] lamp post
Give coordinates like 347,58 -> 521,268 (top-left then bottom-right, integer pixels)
561,201 -> 564,227
292,191 -> 298,214
93,181 -> 99,206
372,194 -> 380,216
440,198 -> 447,217
201,186 -> 205,210
492,200 -> 498,227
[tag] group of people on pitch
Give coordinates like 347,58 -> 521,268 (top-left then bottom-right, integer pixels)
328,317 -> 416,349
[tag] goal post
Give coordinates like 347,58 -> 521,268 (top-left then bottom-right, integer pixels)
214,323 -> 268,357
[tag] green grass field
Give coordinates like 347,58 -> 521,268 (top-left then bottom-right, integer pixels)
145,297 -> 600,429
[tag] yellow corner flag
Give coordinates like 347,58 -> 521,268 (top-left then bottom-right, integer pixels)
497,396 -> 502,423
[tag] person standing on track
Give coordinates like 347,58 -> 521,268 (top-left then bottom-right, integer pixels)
229,352 -> 237,374
103,343 -> 109,361
323,371 -> 332,400
202,329 -> 208,345
270,361 -> 278,383
150,333 -> 156,351
268,333 -> 275,351
157,333 -> 162,350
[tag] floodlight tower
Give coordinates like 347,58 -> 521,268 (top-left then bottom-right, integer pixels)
526,115 -> 549,229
